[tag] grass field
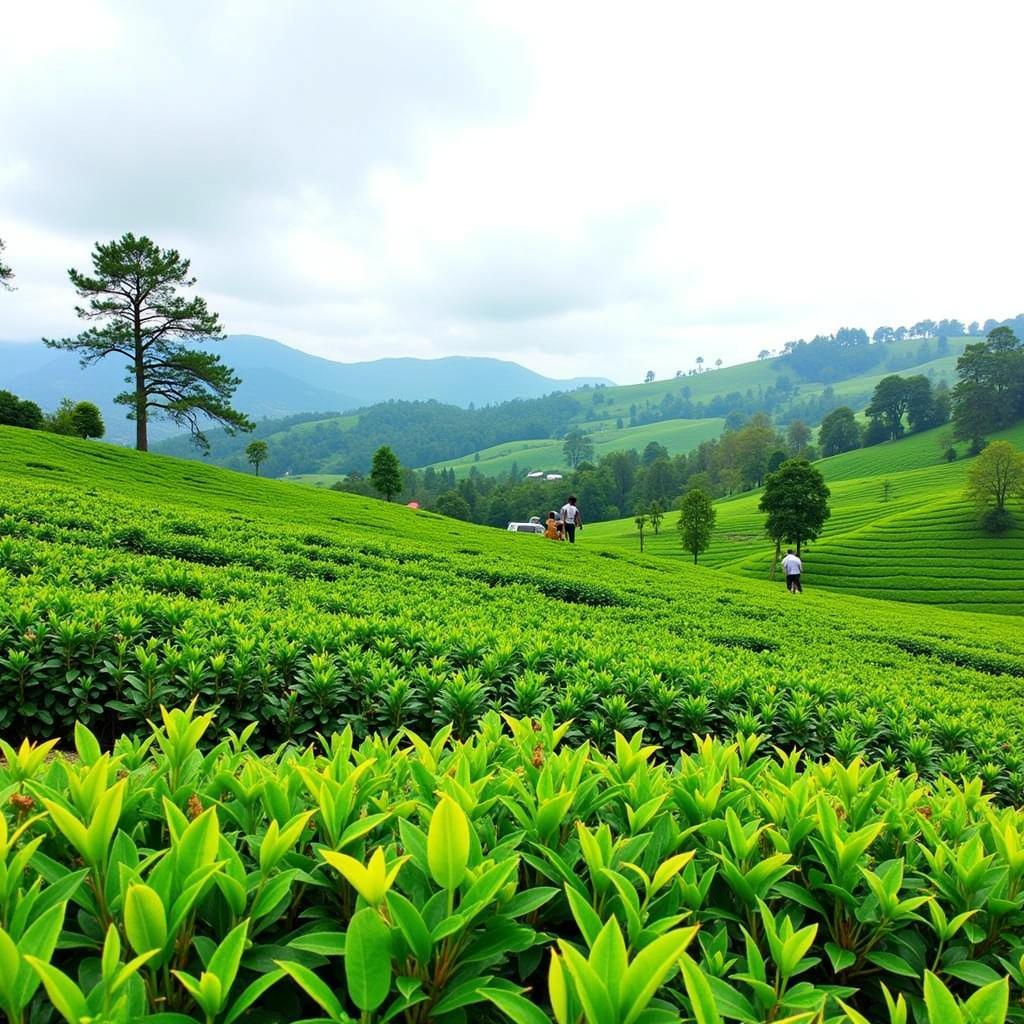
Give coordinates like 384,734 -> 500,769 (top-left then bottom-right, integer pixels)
422,417 -> 726,478
586,421 -> 1024,615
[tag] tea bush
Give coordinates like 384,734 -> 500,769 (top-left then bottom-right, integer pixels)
0,707 -> 1021,1023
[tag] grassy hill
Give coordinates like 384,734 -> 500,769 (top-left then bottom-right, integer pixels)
423,416 -> 726,479
586,421 -> 1024,615
560,335 -> 969,422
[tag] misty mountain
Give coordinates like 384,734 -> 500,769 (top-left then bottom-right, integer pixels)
0,334 -> 611,444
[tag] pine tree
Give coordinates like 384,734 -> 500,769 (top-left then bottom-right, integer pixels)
44,233 -> 252,451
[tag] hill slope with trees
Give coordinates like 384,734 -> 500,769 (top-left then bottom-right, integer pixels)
587,421 -> 1024,614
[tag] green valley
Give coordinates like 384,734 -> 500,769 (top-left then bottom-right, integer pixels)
586,420 -> 1024,614
422,417 -> 726,479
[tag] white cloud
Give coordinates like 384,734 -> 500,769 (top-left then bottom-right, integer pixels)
2,0 -> 1023,383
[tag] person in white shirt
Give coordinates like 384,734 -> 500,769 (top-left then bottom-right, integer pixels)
559,496 -> 582,544
781,549 -> 803,592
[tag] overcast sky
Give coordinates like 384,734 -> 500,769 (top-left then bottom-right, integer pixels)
2,1 -> 1023,384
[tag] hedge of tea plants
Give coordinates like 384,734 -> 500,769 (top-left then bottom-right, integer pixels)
1,430 -> 1024,798
1,706 -> 1022,1024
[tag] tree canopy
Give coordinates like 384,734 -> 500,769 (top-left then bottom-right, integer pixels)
562,430 -> 595,469
0,238 -> 13,290
951,327 -> 1024,445
0,390 -> 43,430
44,233 -> 252,451
246,440 -> 269,476
678,488 -> 716,564
817,407 -> 861,457
758,459 -> 831,555
370,445 -> 403,501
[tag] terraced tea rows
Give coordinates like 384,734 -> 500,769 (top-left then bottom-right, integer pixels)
1,427 -> 1023,789
3,426 -> 1024,1022
588,421 -> 1024,615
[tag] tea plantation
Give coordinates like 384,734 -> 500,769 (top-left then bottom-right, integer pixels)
2,426 -> 1024,1023
588,421 -> 1024,616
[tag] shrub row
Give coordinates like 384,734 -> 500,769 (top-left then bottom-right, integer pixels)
0,708 -> 1021,1023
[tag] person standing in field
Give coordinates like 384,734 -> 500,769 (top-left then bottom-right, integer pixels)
560,495 -> 582,544
781,549 -> 803,593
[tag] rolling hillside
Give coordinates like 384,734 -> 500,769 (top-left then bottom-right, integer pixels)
423,416 -> 726,478
561,335 -> 970,422
4,425 -> 1024,1019
150,334 -> 971,479
586,421 -> 1024,615
1,424 -> 1022,756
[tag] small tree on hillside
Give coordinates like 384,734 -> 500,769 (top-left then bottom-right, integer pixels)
371,445 -> 403,501
44,233 -> 252,452
246,440 -> 269,476
0,238 -> 13,290
70,401 -> 104,439
634,509 -> 648,553
678,488 -> 716,564
965,441 -> 1024,533
644,370 -> 655,383
562,430 -> 594,469
648,500 -> 664,535
759,459 -> 831,568
44,399 -> 78,435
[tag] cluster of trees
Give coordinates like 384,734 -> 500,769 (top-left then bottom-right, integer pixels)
951,327 -> 1024,449
781,328 -> 882,383
871,319 -> 973,343
328,414 -> 820,528
813,374 -> 951,458
778,316 -> 1020,386
864,374 -> 950,442
0,390 -> 105,439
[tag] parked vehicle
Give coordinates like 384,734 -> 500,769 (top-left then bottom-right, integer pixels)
506,522 -> 544,534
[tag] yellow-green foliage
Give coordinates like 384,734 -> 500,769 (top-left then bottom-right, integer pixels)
0,707 -> 1022,1023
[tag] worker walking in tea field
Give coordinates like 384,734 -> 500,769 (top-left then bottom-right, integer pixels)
781,549 -> 803,593
560,495 -> 582,543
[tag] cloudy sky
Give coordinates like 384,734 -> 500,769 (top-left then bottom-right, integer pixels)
2,1 -> 1022,384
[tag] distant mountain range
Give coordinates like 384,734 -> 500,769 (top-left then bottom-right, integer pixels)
0,335 -> 611,444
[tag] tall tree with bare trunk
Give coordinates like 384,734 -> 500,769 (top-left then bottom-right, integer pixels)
44,233 -> 252,451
